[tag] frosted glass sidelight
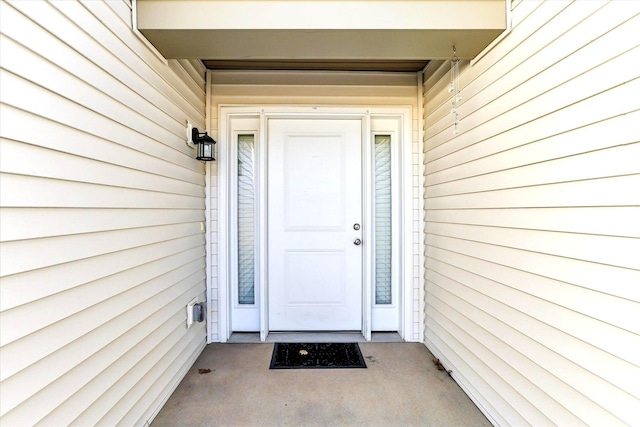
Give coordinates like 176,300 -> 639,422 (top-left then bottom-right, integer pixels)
238,135 -> 255,304
375,135 -> 392,304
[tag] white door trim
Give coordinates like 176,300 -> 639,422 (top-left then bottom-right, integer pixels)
217,106 -> 413,342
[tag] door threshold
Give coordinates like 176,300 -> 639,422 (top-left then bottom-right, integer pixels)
228,332 -> 403,343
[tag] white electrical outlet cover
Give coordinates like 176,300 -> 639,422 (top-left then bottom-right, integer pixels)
186,297 -> 198,327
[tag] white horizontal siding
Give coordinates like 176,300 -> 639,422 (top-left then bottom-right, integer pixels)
208,70 -> 423,341
104,0 -> 132,26
0,0 -> 207,425
423,1 -> 640,426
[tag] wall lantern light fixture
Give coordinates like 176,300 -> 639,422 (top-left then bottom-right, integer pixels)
192,127 -> 216,161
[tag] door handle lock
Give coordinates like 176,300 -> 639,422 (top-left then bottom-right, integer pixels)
353,238 -> 362,246
353,223 -> 361,230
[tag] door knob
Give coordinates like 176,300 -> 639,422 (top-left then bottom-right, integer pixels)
353,238 -> 362,246
353,223 -> 361,230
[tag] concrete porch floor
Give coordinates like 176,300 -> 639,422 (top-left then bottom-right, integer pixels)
152,342 -> 490,426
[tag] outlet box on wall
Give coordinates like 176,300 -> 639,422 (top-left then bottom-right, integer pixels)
186,297 -> 198,328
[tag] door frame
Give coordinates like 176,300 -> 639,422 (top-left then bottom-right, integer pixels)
217,106 -> 413,342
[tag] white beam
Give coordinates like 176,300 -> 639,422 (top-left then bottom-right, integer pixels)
136,0 -> 507,60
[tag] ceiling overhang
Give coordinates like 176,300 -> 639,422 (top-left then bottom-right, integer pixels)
136,0 -> 507,70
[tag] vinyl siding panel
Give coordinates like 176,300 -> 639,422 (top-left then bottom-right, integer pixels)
0,1 -> 206,425
208,70 -> 423,341
423,1 -> 640,425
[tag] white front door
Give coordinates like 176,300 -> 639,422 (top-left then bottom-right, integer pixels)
267,119 -> 363,331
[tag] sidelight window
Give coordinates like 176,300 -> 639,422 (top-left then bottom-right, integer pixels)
374,135 -> 392,304
237,135 -> 255,305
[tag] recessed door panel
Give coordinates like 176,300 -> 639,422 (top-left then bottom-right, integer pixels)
284,251 -> 345,306
283,135 -> 345,231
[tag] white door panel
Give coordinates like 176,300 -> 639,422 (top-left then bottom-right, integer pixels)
268,119 -> 362,331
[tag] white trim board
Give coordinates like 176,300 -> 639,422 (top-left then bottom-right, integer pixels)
215,106 -> 416,342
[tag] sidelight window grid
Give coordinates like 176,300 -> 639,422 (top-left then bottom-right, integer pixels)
237,135 -> 256,305
374,134 -> 392,304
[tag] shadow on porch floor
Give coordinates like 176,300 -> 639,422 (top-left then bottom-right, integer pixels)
151,343 -> 490,427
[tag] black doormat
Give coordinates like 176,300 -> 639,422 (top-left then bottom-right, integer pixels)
269,343 -> 367,369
